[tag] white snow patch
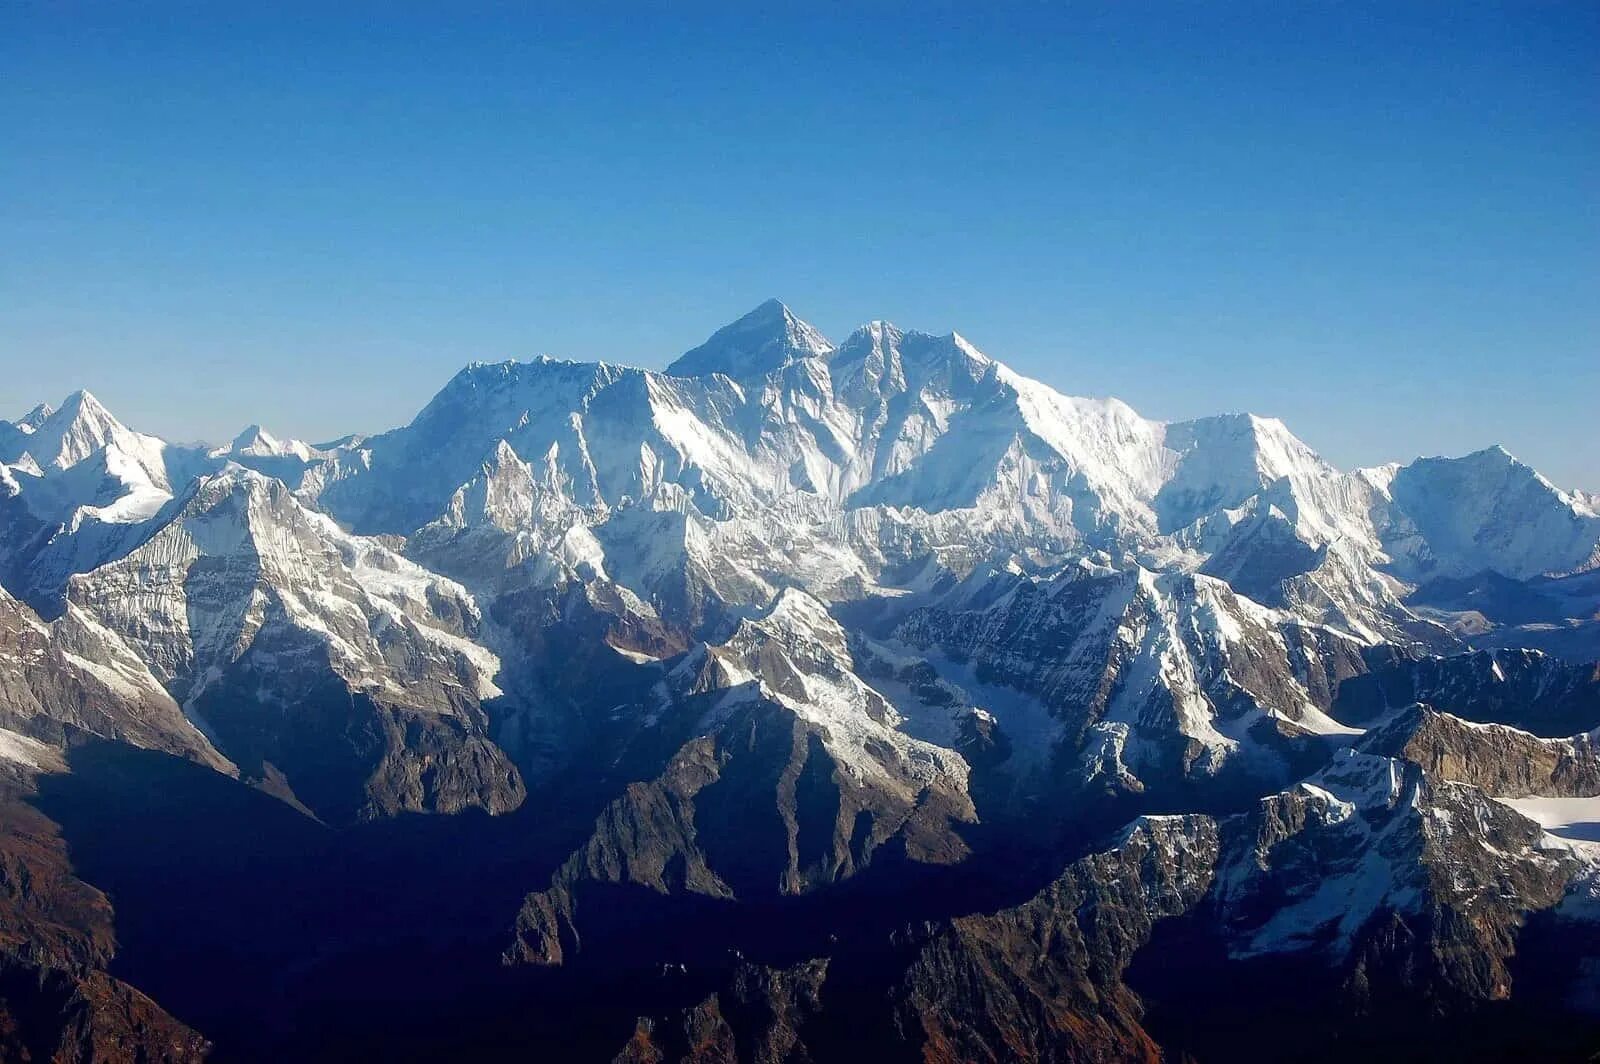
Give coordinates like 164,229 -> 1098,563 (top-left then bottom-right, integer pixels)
1496,795 -> 1600,844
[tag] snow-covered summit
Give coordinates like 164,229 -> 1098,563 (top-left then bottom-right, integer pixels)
221,423 -> 319,462
1382,444 -> 1600,579
14,402 -> 54,432
7,304 -> 1598,674
666,299 -> 835,380
1,390 -> 171,490
274,302 -> 1599,630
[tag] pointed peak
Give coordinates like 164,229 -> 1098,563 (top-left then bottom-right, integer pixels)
9,453 -> 43,478
947,330 -> 993,366
748,297 -> 790,318
28,389 -> 132,467
487,437 -> 525,469
834,322 -> 993,373
666,300 -> 834,380
727,298 -> 810,333
58,389 -> 112,419
230,423 -> 277,452
15,389 -> 173,490
1478,443 -> 1516,462
16,402 -> 53,432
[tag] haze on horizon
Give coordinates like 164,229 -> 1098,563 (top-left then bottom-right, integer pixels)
3,3 -> 1596,490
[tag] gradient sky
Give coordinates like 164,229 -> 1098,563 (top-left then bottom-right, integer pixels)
3,2 -> 1596,488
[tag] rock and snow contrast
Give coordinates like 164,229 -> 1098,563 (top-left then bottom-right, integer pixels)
1,301 -> 1599,1061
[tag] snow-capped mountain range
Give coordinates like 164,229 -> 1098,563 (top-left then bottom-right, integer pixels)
10,300 -> 1597,617
3,299 -> 1598,811
1,300 -> 1598,1060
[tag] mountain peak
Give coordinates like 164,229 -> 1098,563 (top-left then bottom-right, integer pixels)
34,390 -> 131,468
16,402 -> 54,432
230,424 -> 278,452
866,318 -> 902,339
665,299 -> 834,379
6,389 -> 176,497
59,388 -> 112,418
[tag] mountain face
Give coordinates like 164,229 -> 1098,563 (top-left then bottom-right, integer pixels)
666,298 -> 837,380
1,301 -> 1598,1060
890,563 -> 1367,812
1383,446 -> 1600,581
62,468 -> 523,825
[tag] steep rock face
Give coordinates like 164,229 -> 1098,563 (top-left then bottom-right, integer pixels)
0,958 -> 211,1064
0,392 -> 204,612
886,750 -> 1599,1063
1335,647 -> 1600,736
1157,413 -> 1395,599
0,773 -> 210,1064
507,590 -> 975,967
0,777 -> 108,974
894,815 -> 1219,1064
287,303 -> 1600,655
1203,751 -> 1583,990
613,959 -> 829,1064
835,324 -> 1169,547
13,307 -> 1600,657
62,469 -> 522,823
314,358 -> 765,535
506,735 -> 729,967
1105,751 -> 1600,1064
0,467 -> 54,601
894,563 -> 1365,802
0,586 -> 227,772
5,304 -> 1600,1059
1355,704 -> 1600,797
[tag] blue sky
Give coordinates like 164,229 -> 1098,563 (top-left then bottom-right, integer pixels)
3,2 -> 1596,488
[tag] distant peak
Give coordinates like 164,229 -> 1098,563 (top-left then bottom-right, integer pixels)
1433,443 -> 1525,473
230,423 -> 279,453
16,402 -> 53,431
35,389 -> 128,452
666,300 -> 834,379
58,389 -> 110,418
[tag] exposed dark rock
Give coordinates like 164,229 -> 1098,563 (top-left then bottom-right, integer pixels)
1356,703 -> 1600,797
0,783 -> 209,1063
894,815 -> 1218,1063
614,959 -> 828,1064
1337,647 -> 1600,735
0,958 -> 211,1064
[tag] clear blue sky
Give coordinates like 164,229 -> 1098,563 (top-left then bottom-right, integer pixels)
3,2 -> 1596,488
